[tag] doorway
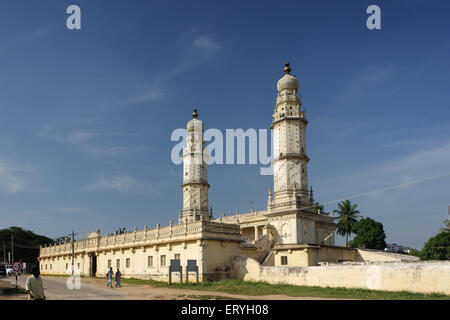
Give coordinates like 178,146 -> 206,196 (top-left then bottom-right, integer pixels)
90,255 -> 97,277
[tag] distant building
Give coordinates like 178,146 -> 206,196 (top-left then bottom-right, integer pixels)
385,243 -> 411,254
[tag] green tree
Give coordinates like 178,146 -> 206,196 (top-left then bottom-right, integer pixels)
420,232 -> 450,260
409,248 -> 421,258
0,227 -> 54,266
312,202 -> 330,215
351,217 -> 387,250
333,200 -> 362,247
439,218 -> 449,233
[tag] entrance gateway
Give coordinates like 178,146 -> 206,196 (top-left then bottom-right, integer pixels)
89,254 -> 97,277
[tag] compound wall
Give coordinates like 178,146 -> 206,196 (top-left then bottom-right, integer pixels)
233,256 -> 450,295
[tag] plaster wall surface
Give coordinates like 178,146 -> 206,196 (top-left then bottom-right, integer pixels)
233,256 -> 450,295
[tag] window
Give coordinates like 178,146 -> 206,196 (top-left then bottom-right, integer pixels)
148,256 -> 153,267
174,254 -> 180,260
126,258 -> 130,268
45,264 -> 47,270
40,265 -> 43,270
66,263 -> 68,270
160,255 -> 166,267
50,264 -> 52,270
107,260 -> 111,268
116,259 -> 120,268
77,263 -> 80,269
281,256 -> 288,265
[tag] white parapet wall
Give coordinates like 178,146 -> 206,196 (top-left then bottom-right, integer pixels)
233,256 -> 450,295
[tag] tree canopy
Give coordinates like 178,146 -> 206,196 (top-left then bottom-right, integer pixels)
351,217 -> 387,250
420,231 -> 450,260
313,202 -> 330,215
439,218 -> 449,233
0,226 -> 54,266
333,200 -> 362,247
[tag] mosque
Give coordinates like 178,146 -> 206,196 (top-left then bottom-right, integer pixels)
38,63 -> 358,281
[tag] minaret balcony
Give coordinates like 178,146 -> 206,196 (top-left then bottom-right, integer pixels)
181,180 -> 210,188
272,153 -> 310,162
271,115 -> 308,127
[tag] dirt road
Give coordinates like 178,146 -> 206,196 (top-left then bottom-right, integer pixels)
0,275 -> 337,300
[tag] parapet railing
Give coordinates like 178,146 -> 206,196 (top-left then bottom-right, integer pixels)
39,220 -> 241,257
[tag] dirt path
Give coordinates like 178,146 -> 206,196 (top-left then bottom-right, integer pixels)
2,275 -> 343,300
0,279 -> 28,300
74,277 -> 340,300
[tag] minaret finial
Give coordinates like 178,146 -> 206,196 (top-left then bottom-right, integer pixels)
192,108 -> 198,119
284,61 -> 291,75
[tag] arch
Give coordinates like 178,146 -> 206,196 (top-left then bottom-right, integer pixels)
281,223 -> 290,238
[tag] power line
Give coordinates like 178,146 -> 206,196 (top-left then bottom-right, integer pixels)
300,170 -> 450,212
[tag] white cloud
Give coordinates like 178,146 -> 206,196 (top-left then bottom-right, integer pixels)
68,130 -> 96,144
32,27 -> 49,39
334,65 -> 395,104
116,30 -> 221,108
118,87 -> 165,105
377,142 -> 450,183
85,175 -> 157,195
157,30 -> 222,82
315,142 -> 450,210
0,161 -> 29,194
193,35 -> 221,51
37,121 -> 150,157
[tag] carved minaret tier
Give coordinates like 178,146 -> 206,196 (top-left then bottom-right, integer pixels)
269,62 -> 312,211
180,109 -> 210,223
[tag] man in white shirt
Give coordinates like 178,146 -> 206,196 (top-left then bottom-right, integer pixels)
26,266 -> 46,300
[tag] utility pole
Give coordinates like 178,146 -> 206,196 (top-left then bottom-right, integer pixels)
11,233 -> 14,264
3,241 -> 5,264
71,230 -> 78,275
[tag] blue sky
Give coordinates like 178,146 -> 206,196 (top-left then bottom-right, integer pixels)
0,0 -> 449,249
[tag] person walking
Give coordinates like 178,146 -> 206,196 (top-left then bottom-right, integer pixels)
26,266 -> 46,300
115,269 -> 122,287
106,267 -> 114,288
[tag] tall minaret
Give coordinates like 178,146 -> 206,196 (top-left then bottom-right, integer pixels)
180,109 -> 210,223
270,62 -> 311,210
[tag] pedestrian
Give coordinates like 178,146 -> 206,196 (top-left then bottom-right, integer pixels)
106,267 -> 114,288
115,268 -> 122,287
26,266 -> 46,300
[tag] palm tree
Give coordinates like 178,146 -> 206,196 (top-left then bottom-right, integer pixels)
333,200 -> 362,247
439,219 -> 449,233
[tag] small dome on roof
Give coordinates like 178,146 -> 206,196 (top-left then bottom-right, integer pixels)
187,108 -> 204,132
277,62 -> 299,92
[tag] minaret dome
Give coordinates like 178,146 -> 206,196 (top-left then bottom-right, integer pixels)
277,62 -> 299,92
187,108 -> 204,132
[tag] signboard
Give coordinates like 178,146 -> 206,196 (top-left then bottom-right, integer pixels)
186,260 -> 199,284
12,261 -> 23,273
168,259 -> 182,284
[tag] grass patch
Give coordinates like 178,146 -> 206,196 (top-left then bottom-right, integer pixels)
119,278 -> 450,300
40,274 -> 450,300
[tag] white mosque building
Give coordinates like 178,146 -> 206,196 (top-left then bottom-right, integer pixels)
39,62 -> 380,281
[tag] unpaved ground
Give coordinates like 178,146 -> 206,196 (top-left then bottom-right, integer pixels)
1,275 -> 342,300
0,279 -> 28,300
44,276 -> 341,300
